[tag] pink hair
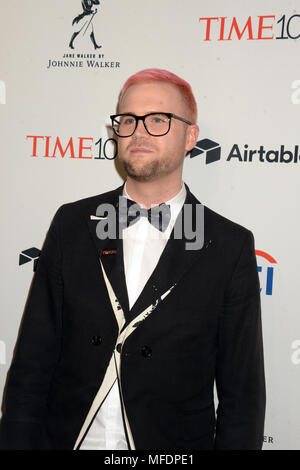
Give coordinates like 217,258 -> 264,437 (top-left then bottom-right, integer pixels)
118,68 -> 198,123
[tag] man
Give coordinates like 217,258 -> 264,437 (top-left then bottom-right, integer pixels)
0,69 -> 265,450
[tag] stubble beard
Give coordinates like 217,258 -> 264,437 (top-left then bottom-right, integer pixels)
120,157 -> 163,182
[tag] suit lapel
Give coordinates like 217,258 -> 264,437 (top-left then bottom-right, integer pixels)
86,184 -> 130,319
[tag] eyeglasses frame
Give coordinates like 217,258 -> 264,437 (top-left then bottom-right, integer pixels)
110,112 -> 193,137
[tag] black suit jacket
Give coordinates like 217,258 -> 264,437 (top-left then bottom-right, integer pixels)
0,184 -> 265,450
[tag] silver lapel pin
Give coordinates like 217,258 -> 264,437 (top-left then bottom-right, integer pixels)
90,215 -> 108,220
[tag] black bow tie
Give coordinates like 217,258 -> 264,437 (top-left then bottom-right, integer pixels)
118,196 -> 171,232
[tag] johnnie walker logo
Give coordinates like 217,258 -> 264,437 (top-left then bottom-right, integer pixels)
46,0 -> 121,70
69,0 -> 102,50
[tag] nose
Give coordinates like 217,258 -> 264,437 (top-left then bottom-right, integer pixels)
133,118 -> 148,137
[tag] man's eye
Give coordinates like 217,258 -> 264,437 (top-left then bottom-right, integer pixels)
151,116 -> 166,124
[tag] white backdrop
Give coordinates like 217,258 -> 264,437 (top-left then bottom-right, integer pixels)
0,0 -> 300,450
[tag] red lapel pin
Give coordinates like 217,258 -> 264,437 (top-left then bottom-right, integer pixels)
101,249 -> 117,256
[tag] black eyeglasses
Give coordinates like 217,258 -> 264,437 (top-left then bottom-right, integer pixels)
110,112 -> 192,137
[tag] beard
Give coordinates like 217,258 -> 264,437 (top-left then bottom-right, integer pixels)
120,157 -> 162,182
118,139 -> 185,182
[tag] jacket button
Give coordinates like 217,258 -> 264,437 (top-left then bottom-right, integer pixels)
116,343 -> 122,353
141,345 -> 152,358
91,335 -> 102,346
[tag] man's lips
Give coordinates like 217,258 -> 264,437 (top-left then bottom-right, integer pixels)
129,146 -> 154,154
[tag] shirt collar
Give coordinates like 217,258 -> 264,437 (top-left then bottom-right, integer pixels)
123,181 -> 186,208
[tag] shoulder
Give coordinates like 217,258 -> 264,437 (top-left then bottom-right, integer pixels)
202,205 -> 256,268
55,185 -> 122,215
187,185 -> 253,241
186,186 -> 255,254
62,185 -> 123,210
48,185 -> 123,231
204,205 -> 252,240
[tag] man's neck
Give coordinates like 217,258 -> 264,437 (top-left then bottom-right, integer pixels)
124,176 -> 183,208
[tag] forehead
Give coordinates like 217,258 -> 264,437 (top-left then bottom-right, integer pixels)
119,80 -> 186,113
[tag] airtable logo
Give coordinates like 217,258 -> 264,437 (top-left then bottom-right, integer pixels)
190,139 -> 221,164
228,144 -> 300,164
190,138 -> 300,165
19,248 -> 41,272
198,14 -> 300,41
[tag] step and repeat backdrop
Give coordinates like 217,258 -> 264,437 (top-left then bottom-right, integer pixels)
0,0 -> 299,450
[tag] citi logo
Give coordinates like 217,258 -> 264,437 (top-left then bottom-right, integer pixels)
198,14 -> 300,41
256,250 -> 277,296
19,248 -> 41,272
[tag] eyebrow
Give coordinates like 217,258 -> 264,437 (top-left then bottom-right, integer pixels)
118,111 -> 167,115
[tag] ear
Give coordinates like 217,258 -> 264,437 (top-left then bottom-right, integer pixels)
185,124 -> 199,153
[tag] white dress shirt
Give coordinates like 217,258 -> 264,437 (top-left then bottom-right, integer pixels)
80,182 -> 186,450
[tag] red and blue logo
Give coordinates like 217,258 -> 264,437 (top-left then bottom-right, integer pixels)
256,250 -> 277,296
